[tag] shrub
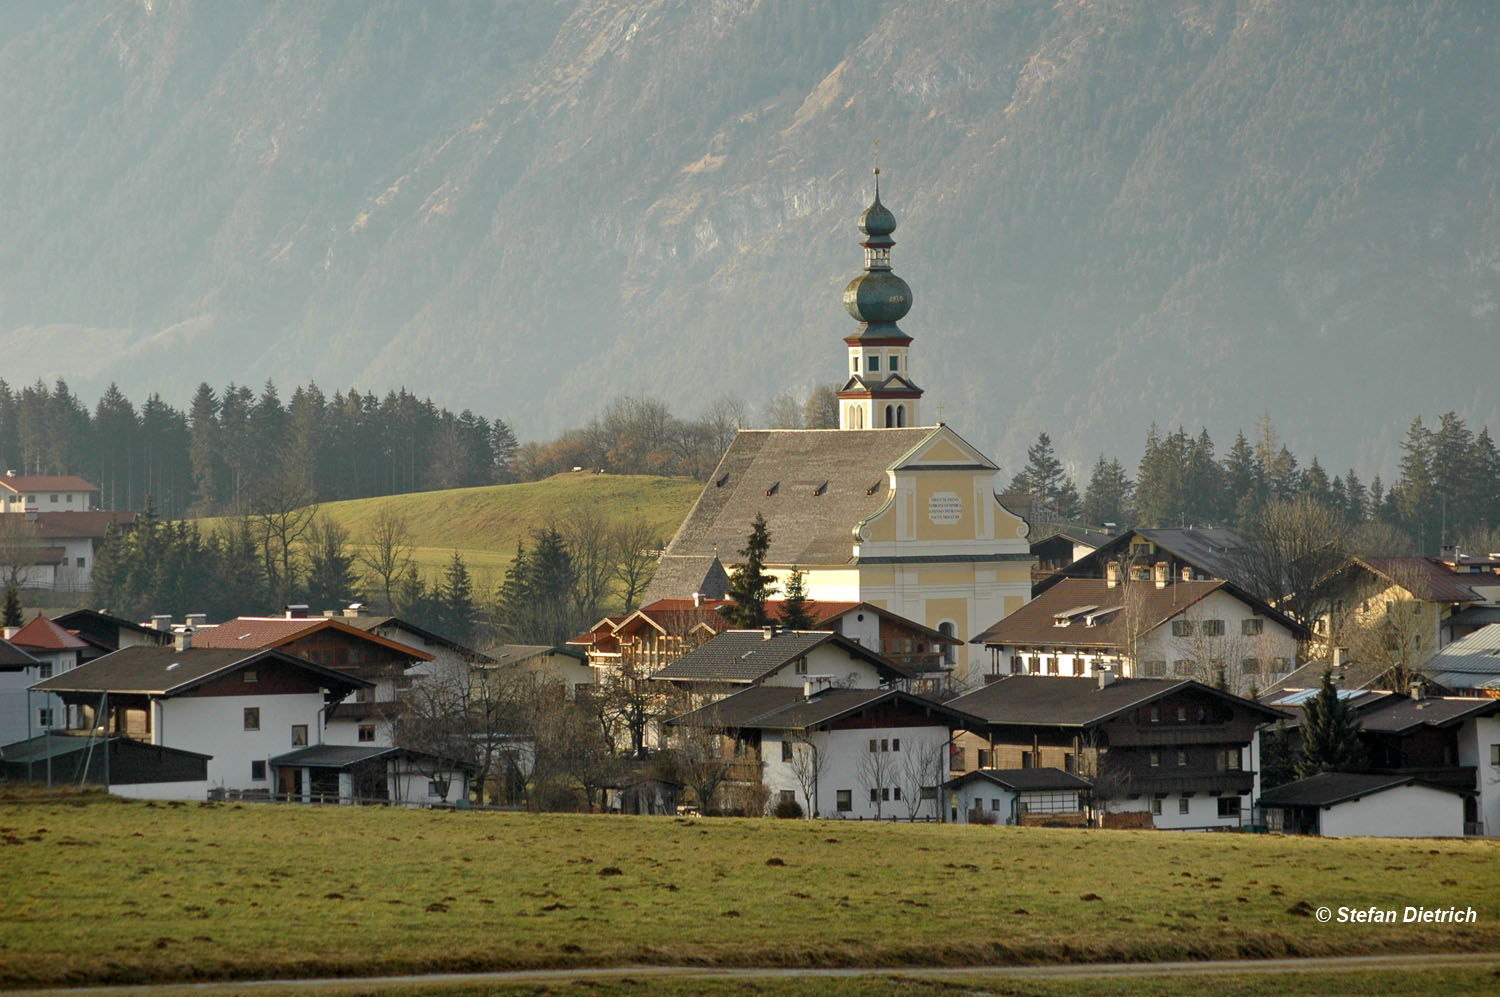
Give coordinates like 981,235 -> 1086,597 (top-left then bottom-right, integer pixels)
772,799 -> 804,819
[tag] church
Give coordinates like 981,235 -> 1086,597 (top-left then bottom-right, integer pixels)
646,174 -> 1033,687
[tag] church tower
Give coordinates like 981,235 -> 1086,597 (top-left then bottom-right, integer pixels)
837,170 -> 924,431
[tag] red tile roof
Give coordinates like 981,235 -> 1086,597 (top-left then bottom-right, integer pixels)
1358,557 -> 1482,604
191,616 -> 433,660
8,614 -> 89,651
33,511 -> 138,539
0,475 -> 98,494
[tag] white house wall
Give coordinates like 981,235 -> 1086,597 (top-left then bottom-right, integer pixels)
110,780 -> 210,801
158,692 -> 327,791
760,645 -> 886,691
1457,715 -> 1500,836
761,724 -> 949,820
1317,785 -> 1465,838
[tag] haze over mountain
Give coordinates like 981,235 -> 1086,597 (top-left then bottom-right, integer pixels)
2,0 -> 1497,479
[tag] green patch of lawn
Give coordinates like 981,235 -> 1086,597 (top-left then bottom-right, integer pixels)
1,795 -> 1497,988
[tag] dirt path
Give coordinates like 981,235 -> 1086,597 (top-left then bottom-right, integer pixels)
20,951 -> 1500,996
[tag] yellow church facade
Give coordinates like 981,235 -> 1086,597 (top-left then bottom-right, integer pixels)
645,176 -> 1033,688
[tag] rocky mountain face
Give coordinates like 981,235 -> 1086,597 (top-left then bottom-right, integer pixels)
2,0 -> 1497,476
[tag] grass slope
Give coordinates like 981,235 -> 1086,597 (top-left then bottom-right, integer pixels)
201,473 -> 700,584
1,794 -> 1497,988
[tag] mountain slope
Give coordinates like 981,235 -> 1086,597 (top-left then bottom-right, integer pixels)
1,0 -> 1497,477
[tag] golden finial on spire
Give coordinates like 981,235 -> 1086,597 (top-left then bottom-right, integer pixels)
873,139 -> 880,197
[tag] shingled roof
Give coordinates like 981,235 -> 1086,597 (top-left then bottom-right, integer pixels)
651,630 -> 908,685
1034,527 -> 1252,595
8,615 -> 89,652
646,427 -> 942,601
973,576 -> 1308,647
669,684 -> 984,733
1258,771 -> 1461,809
0,475 -> 97,494
0,637 -> 38,670
29,646 -> 371,697
944,766 -> 1092,792
948,674 -> 1283,728
191,616 -> 433,661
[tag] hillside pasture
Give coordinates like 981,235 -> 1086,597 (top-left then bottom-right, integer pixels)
198,472 -> 700,585
1,793 -> 1497,988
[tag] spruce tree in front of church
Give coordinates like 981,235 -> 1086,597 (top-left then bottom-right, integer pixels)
2,583 -> 21,627
778,567 -> 815,629
721,514 -> 776,628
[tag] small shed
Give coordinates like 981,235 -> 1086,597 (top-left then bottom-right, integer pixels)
1258,772 -> 1466,838
606,773 -> 683,815
944,767 -> 1092,825
0,732 -> 209,799
268,745 -> 472,806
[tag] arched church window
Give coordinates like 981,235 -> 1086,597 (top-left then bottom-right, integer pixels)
896,405 -> 906,427
938,621 -> 957,665
884,405 -> 894,427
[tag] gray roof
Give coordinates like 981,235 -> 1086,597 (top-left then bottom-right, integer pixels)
646,427 -> 945,600
643,556 -> 730,605
28,646 -> 372,696
0,732 -> 210,763
1345,694 -> 1500,734
342,615 -> 494,663
268,745 -> 401,768
0,637 -> 38,670
1035,527 -> 1252,595
486,643 -> 586,665
1421,623 -> 1500,690
650,630 -> 905,685
1446,606 -> 1500,629
669,684 -> 984,733
1261,658 -> 1395,697
1258,771 -> 1461,808
948,675 -> 1283,728
944,766 -> 1093,792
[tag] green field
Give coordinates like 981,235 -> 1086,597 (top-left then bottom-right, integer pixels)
200,473 -> 700,585
1,793 -> 1497,989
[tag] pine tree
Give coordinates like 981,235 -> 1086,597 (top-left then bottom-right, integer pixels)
304,517 -> 360,611
1081,455 -> 1133,527
2,583 -> 21,627
1296,669 -> 1367,779
1010,431 -> 1078,519
777,567 -> 815,629
722,513 -> 776,628
437,551 -> 477,645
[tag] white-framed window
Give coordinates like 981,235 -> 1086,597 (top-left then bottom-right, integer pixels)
291,724 -> 308,746
1142,660 -> 1166,677
779,789 -> 796,804
836,790 -> 852,812
358,724 -> 376,742
1150,797 -> 1163,815
38,708 -> 54,728
1178,797 -> 1190,815
38,661 -> 52,679
1241,619 -> 1264,635
243,708 -> 260,731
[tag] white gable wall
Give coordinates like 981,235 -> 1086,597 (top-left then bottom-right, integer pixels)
1318,784 -> 1464,837
158,691 -> 327,791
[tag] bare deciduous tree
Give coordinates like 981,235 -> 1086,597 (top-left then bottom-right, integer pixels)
0,515 -> 41,590
357,507 -> 414,612
250,472 -> 318,607
858,737 -> 896,819
787,732 -> 821,817
611,519 -> 662,613
1233,497 -> 1351,622
898,738 -> 945,821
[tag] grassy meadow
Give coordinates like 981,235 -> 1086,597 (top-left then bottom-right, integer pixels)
199,472 -> 701,584
2,792 -> 1498,988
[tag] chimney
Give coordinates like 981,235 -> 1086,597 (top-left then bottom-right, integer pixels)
151,614 -> 172,632
1181,565 -> 1192,582
692,591 -> 702,608
1409,681 -> 1424,701
803,675 -> 832,699
174,628 -> 193,652
1097,664 -> 1118,689
185,613 -> 207,629
285,604 -> 309,619
2,626 -> 18,640
1332,647 -> 1345,670
4,469 -> 13,477
323,610 -> 338,618
1153,561 -> 1168,589
343,603 -> 365,618
762,626 -> 775,640
1105,561 -> 1120,589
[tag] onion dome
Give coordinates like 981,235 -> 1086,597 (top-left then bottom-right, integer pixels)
858,195 -> 897,239
843,269 -> 912,325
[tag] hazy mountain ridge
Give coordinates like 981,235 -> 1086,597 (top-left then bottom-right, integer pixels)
1,0 -> 1497,477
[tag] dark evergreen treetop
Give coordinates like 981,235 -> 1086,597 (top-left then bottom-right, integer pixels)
777,567 -> 816,630
721,513 -> 777,629
1296,669 -> 1367,780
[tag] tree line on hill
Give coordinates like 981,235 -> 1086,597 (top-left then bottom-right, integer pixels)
1011,412 -> 1500,557
0,379 -> 841,517
5,376 -> 1495,560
